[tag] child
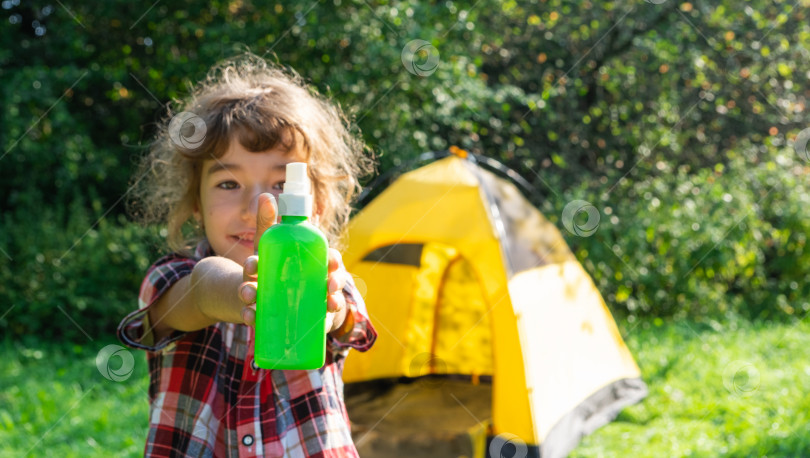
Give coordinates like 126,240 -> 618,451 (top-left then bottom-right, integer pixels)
117,54 -> 377,457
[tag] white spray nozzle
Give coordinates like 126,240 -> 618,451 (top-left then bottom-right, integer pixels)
278,162 -> 314,217
283,163 -> 310,196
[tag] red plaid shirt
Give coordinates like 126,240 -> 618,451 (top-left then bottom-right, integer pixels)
117,240 -> 376,457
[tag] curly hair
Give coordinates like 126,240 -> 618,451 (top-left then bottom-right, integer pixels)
128,54 -> 375,256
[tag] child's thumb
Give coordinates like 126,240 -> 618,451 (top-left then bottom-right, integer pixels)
254,193 -> 277,251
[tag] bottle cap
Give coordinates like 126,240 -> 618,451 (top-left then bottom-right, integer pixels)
283,163 -> 310,195
279,162 -> 313,217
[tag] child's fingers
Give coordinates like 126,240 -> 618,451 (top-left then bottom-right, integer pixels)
327,271 -> 347,296
254,193 -> 278,252
327,248 -> 342,273
243,255 -> 258,281
327,291 -> 345,313
241,305 -> 256,326
239,281 -> 257,304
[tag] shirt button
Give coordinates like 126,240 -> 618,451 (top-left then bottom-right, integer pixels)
242,434 -> 254,446
250,359 -> 259,371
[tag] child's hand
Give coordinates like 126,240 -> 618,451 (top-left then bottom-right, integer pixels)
324,249 -> 349,333
238,248 -> 348,328
236,193 -> 276,325
237,193 -> 348,332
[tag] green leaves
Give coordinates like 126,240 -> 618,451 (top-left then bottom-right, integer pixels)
2,0 -> 809,341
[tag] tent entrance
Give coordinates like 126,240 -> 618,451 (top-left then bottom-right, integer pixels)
346,378 -> 493,458
360,241 -> 495,379
423,243 -> 493,378
348,241 -> 497,457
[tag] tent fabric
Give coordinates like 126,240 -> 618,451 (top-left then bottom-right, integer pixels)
342,155 -> 647,457
536,377 -> 648,457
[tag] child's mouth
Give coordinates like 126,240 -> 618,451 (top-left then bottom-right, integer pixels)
231,233 -> 255,249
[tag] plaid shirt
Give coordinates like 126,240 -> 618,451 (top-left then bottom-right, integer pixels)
117,240 -> 377,457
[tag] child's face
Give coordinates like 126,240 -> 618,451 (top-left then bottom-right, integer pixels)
194,139 -> 307,265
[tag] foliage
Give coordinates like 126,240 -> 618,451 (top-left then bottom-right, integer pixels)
0,204 -> 163,341
568,145 -> 810,322
1,0 -> 809,340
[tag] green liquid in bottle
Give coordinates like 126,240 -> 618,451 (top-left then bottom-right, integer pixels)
254,163 -> 328,370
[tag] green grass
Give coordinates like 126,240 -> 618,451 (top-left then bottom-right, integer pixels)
1,319 -> 809,457
573,318 -> 810,457
0,337 -> 150,457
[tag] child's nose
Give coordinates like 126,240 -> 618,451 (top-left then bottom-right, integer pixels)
247,193 -> 261,217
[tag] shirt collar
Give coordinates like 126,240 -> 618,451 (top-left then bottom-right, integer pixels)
194,238 -> 215,259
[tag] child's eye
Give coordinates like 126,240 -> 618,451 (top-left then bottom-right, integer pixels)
216,181 -> 240,190
273,182 -> 284,191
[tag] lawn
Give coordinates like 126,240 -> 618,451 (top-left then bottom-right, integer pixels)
573,318 -> 810,457
1,318 -> 808,457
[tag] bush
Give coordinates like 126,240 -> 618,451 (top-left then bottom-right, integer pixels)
0,196 -> 163,342
557,142 -> 810,322
2,0 -> 809,341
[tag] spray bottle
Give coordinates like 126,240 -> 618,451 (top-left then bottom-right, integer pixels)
255,162 -> 328,370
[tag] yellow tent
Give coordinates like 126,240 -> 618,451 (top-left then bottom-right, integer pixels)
343,151 -> 647,457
